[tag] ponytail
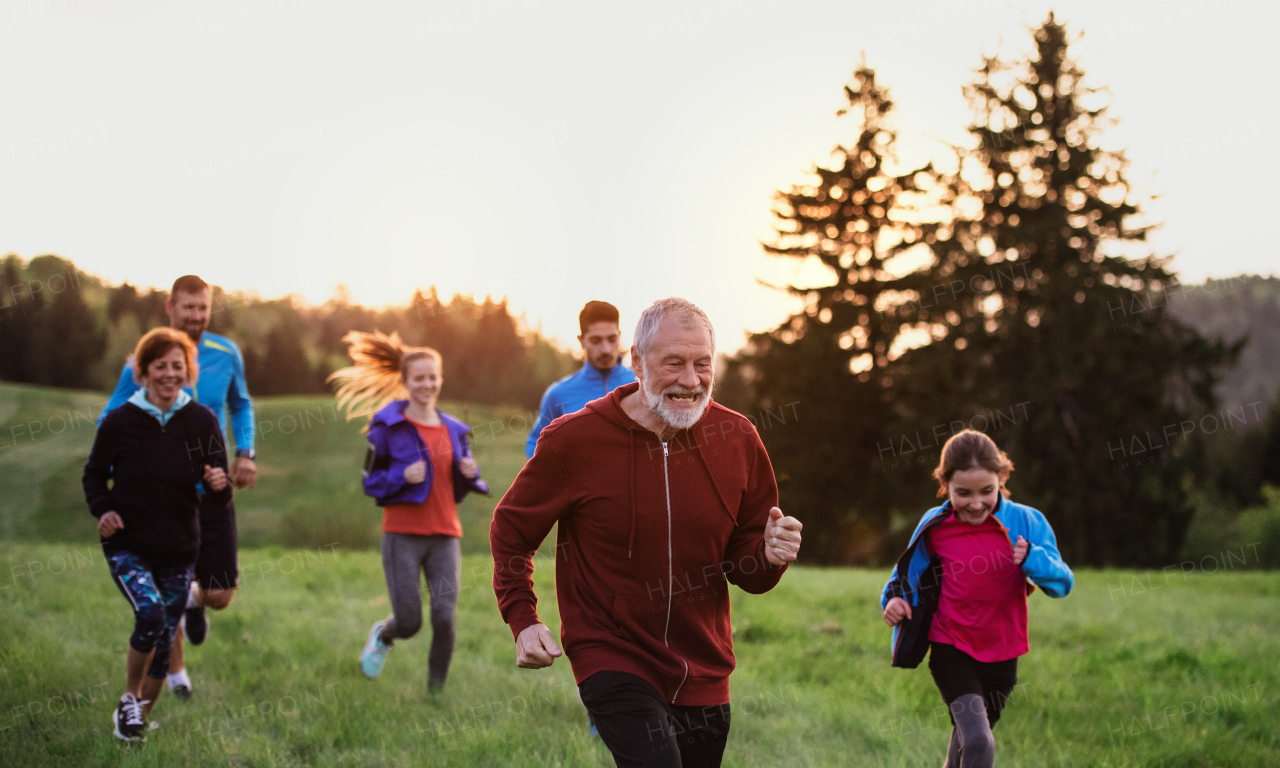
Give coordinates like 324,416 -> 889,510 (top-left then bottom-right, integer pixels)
328,331 -> 441,423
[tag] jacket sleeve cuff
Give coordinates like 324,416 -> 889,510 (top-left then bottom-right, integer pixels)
89,499 -> 112,519
506,601 -> 541,641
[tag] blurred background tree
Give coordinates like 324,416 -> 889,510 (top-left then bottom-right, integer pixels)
0,253 -> 578,411
723,64 -> 941,563
912,13 -> 1233,566
723,14 -> 1261,566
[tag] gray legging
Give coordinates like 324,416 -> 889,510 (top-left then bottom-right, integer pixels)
379,532 -> 461,690
943,694 -> 996,768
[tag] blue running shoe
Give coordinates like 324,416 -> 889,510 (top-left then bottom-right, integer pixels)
360,621 -> 392,679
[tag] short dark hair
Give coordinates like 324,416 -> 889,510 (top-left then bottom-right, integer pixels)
132,327 -> 199,386
579,301 -> 620,334
170,275 -> 209,298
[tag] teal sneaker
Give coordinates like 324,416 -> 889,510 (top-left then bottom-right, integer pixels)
360,621 -> 392,679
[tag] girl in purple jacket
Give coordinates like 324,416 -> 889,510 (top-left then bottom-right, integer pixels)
330,331 -> 488,691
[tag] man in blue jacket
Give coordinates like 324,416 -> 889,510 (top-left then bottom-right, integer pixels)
98,275 -> 256,699
525,301 -> 635,458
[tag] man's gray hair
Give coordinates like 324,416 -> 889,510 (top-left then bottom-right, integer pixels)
633,297 -> 715,359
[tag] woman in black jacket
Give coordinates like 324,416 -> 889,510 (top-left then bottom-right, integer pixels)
83,328 -> 232,742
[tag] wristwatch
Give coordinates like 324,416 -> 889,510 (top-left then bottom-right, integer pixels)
236,448 -> 256,460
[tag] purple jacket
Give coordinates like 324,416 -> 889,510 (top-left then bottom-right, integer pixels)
362,400 -> 490,506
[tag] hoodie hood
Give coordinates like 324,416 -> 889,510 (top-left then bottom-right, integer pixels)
586,381 -> 715,433
128,388 -> 193,426
586,382 -> 725,557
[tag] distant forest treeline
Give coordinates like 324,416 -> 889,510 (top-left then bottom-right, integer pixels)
0,253 -> 578,410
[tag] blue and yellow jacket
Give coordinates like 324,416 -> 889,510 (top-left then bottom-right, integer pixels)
525,360 -> 634,458
99,331 -> 255,452
880,496 -> 1074,668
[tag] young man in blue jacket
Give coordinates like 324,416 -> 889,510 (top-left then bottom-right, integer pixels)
98,275 -> 256,699
525,301 -> 635,459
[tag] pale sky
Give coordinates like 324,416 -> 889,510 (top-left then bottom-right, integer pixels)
2,0 -> 1273,352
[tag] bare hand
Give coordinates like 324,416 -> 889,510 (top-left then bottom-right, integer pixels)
515,623 -> 562,669
1012,535 -> 1029,566
763,507 -> 803,567
203,465 -> 228,492
231,456 -> 257,489
883,596 -> 912,627
98,511 -> 124,538
404,460 -> 426,484
459,457 -> 478,479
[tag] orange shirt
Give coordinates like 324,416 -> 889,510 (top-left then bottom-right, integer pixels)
382,420 -> 462,538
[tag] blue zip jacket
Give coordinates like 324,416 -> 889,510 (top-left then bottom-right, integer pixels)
98,331 -> 255,452
525,361 -> 635,458
881,495 -> 1073,668
363,400 -> 490,506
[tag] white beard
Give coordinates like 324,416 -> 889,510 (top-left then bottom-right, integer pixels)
642,369 -> 712,430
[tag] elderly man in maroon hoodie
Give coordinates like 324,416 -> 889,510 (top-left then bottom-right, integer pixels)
491,297 -> 803,767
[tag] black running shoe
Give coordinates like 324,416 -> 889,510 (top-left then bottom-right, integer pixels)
171,684 -> 191,701
112,693 -> 147,742
184,605 -> 208,645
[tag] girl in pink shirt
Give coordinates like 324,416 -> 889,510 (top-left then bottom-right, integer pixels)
882,430 -> 1073,768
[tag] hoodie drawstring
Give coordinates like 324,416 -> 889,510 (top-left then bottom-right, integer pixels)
627,430 -> 636,558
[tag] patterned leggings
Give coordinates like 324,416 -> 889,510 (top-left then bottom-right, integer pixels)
106,551 -> 193,679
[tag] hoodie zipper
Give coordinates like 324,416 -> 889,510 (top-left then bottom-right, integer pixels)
661,439 -> 691,704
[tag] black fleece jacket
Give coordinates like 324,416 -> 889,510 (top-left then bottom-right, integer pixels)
83,400 -> 232,568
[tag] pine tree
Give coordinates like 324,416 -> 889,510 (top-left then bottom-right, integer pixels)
244,313 -> 320,396
32,277 -> 104,389
727,65 -> 939,563
0,258 -> 35,383
918,14 -> 1231,565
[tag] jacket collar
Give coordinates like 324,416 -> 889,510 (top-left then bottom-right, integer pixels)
910,495 -> 1010,547
128,388 -> 192,425
579,360 -> 628,382
370,399 -> 470,435
588,382 -> 644,431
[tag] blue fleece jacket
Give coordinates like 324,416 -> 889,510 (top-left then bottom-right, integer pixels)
881,496 -> 1073,668
525,361 -> 635,458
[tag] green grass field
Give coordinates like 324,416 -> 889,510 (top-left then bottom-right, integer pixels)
2,382 -> 1277,766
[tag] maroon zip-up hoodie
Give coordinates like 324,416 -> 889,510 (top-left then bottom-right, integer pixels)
490,382 -> 787,706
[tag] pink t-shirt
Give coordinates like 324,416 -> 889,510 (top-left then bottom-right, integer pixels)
926,513 -> 1029,662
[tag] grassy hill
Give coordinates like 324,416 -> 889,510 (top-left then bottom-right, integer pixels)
2,382 -> 1278,766
0,381 -> 532,556
2,541 -> 1277,767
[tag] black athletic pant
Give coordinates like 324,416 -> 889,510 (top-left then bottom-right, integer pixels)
579,671 -> 731,768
